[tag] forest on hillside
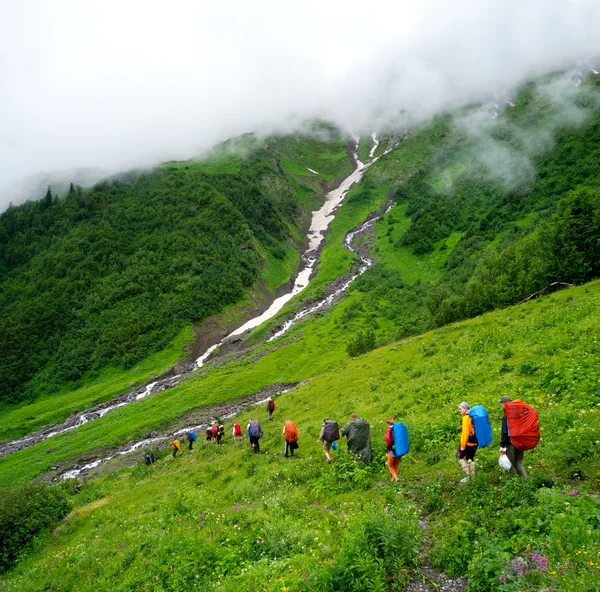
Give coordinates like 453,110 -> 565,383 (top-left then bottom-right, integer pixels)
0,135 -> 347,405
345,75 -> 600,346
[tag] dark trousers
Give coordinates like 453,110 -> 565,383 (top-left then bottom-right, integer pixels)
506,443 -> 527,477
285,441 -> 294,457
250,436 -> 260,453
188,441 -> 193,450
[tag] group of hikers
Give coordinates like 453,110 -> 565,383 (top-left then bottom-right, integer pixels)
160,394 -> 538,482
456,396 -> 538,481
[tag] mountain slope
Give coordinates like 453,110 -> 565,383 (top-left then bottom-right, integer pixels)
0,129 -> 351,408
1,280 -> 599,591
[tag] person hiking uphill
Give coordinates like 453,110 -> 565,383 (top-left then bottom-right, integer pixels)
499,395 -> 527,477
232,423 -> 242,440
216,423 -> 225,445
266,397 -> 275,421
341,413 -> 372,463
170,439 -> 182,458
186,431 -> 196,451
385,417 -> 401,482
457,402 -> 477,482
248,419 -> 263,453
282,419 -> 299,457
318,418 -> 340,464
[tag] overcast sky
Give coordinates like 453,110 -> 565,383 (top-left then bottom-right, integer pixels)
1,0 -> 599,209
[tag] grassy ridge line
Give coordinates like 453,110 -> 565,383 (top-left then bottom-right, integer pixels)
1,281 -> 600,590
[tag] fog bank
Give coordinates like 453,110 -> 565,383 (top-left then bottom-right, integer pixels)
1,0 -> 599,210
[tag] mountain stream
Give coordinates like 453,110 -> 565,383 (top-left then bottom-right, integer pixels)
0,134 -> 394,471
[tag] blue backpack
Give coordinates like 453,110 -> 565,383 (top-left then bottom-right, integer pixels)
391,422 -> 410,458
469,406 -> 492,448
189,431 -> 197,442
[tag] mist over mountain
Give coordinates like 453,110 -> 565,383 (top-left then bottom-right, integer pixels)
2,0 -> 600,211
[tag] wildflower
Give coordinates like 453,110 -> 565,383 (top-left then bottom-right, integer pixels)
471,514 -> 477,520
552,476 -> 559,481
568,489 -> 579,496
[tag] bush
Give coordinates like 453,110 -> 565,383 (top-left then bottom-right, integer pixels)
0,482 -> 71,572
346,329 -> 376,357
308,499 -> 420,591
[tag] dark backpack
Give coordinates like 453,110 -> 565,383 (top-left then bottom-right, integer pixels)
322,420 -> 340,442
249,420 -> 263,438
217,425 -> 225,437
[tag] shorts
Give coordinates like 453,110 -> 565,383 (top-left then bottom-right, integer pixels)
322,441 -> 332,452
457,445 -> 477,462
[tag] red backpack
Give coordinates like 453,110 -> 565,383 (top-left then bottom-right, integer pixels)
504,399 -> 540,451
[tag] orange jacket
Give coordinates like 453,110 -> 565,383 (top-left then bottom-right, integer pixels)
460,415 -> 476,449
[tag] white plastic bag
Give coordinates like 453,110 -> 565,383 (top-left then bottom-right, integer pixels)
499,454 -> 512,471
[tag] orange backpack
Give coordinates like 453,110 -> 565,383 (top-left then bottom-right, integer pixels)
504,399 -> 540,451
284,421 -> 298,443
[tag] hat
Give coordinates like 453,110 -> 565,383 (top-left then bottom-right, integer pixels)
499,395 -> 512,403
458,402 -> 470,410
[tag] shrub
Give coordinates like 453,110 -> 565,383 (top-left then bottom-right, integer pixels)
308,499 -> 420,591
346,329 -> 376,357
0,482 -> 71,572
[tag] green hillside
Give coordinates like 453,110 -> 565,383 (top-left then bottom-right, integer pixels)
2,72 -> 600,591
0,130 -> 351,412
1,282 -> 599,591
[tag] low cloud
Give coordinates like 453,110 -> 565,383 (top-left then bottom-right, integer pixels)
1,0 -> 600,210
453,73 -> 600,189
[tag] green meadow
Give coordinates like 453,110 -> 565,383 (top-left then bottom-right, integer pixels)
1,281 -> 599,591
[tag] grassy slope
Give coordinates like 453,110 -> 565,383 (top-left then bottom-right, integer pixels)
1,281 -> 599,590
0,326 -> 193,441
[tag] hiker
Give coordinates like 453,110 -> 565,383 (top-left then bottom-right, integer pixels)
317,418 -> 340,464
211,422 -> 218,444
170,439 -> 182,458
282,419 -> 299,457
457,402 -> 477,482
73,483 -> 83,493
232,423 -> 242,440
248,419 -> 263,453
186,430 -> 197,451
266,397 -> 275,421
206,427 -> 213,442
385,417 -> 401,482
341,413 -> 372,463
144,452 -> 156,465
216,423 -> 225,445
499,395 -> 527,477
